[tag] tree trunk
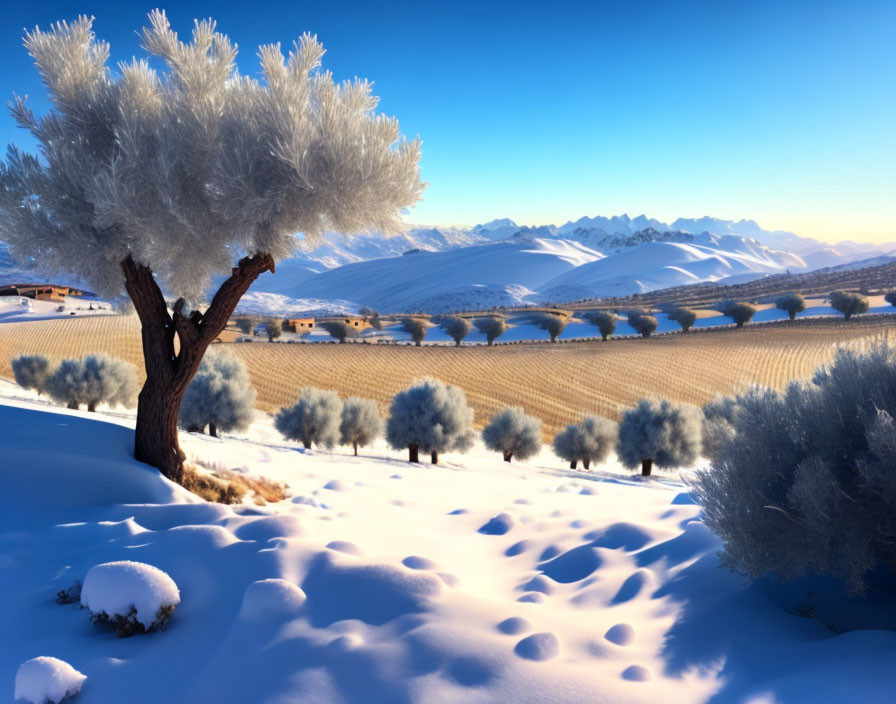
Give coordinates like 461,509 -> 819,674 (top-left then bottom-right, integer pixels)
208,422 -> 217,438
408,444 -> 419,463
789,312 -> 796,320
415,340 -> 422,347
570,460 -> 577,469
87,401 -> 97,412
122,252 -> 275,484
353,441 -> 358,456
431,451 -> 438,464
583,459 -> 591,470
67,401 -> 79,410
503,451 -> 513,462
641,458 -> 653,476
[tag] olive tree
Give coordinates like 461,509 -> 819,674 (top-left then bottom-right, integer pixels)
525,312 -> 567,342
439,316 -> 471,346
340,396 -> 384,455
45,354 -> 138,412
552,415 -> 617,470
586,310 -> 616,340
386,378 -> 475,464
178,348 -> 255,437
474,315 -> 507,345
885,291 -> 896,308
668,307 -> 696,332
11,354 -> 54,394
401,317 -> 429,346
235,318 -> 253,334
628,311 -> 657,338
264,320 -> 282,342
319,320 -> 359,343
0,13 -> 423,482
275,388 -> 343,449
722,302 -> 757,328
775,293 -> 805,320
829,291 -> 869,320
482,407 -> 542,462
617,399 -> 702,476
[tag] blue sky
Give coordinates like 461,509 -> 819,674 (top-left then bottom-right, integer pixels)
1,1 -> 893,243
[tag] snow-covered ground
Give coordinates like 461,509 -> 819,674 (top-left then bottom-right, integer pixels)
0,296 -> 116,323
2,382 -> 895,703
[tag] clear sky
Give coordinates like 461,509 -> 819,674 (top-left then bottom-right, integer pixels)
1,1 -> 893,243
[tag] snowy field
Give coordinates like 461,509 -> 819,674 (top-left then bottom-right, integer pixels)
2,383 -> 895,703
0,297 -> 116,324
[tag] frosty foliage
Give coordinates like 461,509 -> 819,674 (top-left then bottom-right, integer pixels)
692,342 -> 896,593
236,318 -> 253,334
628,311 -> 657,338
14,657 -> 86,704
44,354 -> 138,411
586,310 -> 617,340
438,316 -> 471,346
0,12 -> 424,300
829,291 -> 869,320
775,293 -> 806,320
401,317 -> 429,346
552,415 -> 617,470
320,321 -> 359,343
524,312 -> 566,342
482,407 -> 543,462
702,395 -> 739,462
617,399 -> 702,474
275,388 -> 343,449
886,291 -> 896,307
474,315 -> 507,345
264,320 -> 282,342
11,354 -> 53,393
668,307 -> 697,332
81,560 -> 180,636
386,379 -> 475,460
179,348 -> 255,435
339,396 -> 384,454
722,302 -> 756,328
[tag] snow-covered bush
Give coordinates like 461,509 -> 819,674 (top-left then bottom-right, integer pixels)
617,399 -> 702,476
474,315 -> 507,345
829,291 -> 869,320
525,312 -> 566,342
44,355 -> 138,411
585,310 -> 616,340
275,388 -> 343,449
775,293 -> 806,320
482,407 -> 542,462
179,349 -> 255,436
81,561 -> 180,637
692,342 -> 896,594
401,317 -> 429,346
668,307 -> 697,332
11,354 -> 54,394
340,397 -> 384,455
14,656 -> 86,704
386,378 -> 475,463
552,415 -> 617,470
319,321 -> 359,343
438,316 -> 471,346
628,311 -> 657,338
722,302 -> 756,328
702,394 -> 738,462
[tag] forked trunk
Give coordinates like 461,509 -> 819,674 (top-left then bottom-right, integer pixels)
503,451 -> 513,462
431,451 -> 438,464
122,253 -> 275,484
641,458 -> 653,476
408,444 -> 419,463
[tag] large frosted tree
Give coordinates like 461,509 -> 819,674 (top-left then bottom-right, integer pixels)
0,13 -> 423,482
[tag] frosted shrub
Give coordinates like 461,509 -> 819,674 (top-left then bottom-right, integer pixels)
702,395 -> 738,462
401,317 -> 429,346
320,321 -> 359,343
617,399 -> 702,476
482,407 -> 542,462
692,342 -> 896,594
386,378 -> 474,463
829,291 -> 869,320
11,354 -> 54,394
264,320 -> 282,342
235,317 -> 253,334
775,293 -> 806,320
14,657 -> 86,704
722,302 -> 756,328
179,349 -> 255,436
340,397 -> 384,455
628,311 -> 657,338
44,355 -> 138,411
668,307 -> 697,332
275,388 -> 343,449
81,561 -> 180,637
525,312 -> 566,342
474,315 -> 507,345
586,310 -> 616,340
438,316 -> 471,346
552,415 -> 617,470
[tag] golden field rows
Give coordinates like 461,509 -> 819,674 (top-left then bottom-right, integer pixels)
0,314 -> 891,439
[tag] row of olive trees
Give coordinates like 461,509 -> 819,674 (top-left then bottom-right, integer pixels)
12,354 -> 138,411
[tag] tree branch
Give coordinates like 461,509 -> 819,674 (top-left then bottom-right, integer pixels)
121,255 -> 176,382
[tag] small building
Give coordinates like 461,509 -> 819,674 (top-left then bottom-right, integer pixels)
0,283 -> 86,301
341,316 -> 372,331
287,317 -> 316,331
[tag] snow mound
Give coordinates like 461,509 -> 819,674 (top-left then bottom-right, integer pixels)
239,579 -> 307,621
14,656 -> 86,704
81,561 -> 180,633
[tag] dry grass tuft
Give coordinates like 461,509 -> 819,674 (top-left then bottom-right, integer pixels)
182,462 -> 287,505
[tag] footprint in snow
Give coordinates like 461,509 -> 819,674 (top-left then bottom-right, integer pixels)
514,632 -> 559,661
604,623 -> 635,646
496,617 -> 531,635
326,540 -> 363,555
621,665 -> 651,682
402,555 -> 438,570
